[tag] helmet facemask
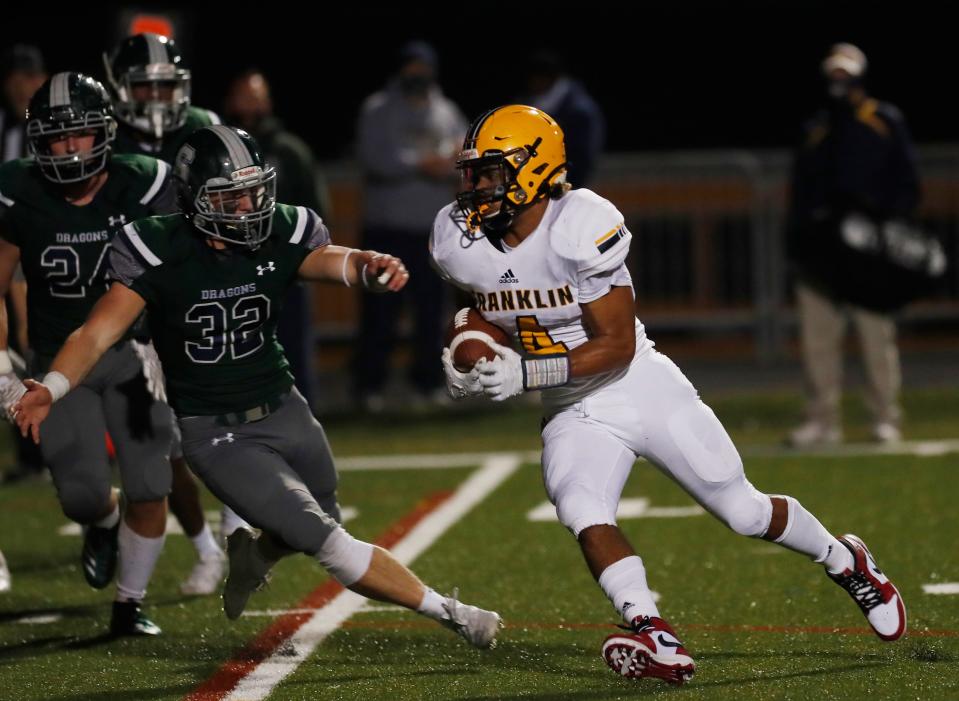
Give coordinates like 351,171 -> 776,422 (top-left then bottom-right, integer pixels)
192,167 -> 277,250
113,65 -> 191,138
454,147 -> 535,239
27,111 -> 116,184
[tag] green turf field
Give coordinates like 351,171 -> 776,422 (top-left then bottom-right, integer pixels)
1,387 -> 957,700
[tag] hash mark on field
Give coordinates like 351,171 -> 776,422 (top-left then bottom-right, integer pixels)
15,614 -> 62,625
922,583 -> 959,595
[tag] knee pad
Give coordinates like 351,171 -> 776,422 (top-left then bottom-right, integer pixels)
58,479 -> 110,524
711,478 -> 772,538
278,508 -> 339,555
315,527 -> 374,587
554,481 -> 617,537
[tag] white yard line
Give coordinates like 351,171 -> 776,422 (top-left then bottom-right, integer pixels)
223,454 -> 521,701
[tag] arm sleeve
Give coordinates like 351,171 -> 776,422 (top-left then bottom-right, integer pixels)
579,262 -> 633,304
289,208 -> 331,267
107,226 -> 157,305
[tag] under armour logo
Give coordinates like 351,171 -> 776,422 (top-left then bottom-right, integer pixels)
256,262 -> 276,276
211,433 -> 235,446
108,215 -> 127,227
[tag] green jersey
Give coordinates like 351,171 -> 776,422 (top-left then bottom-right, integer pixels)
0,153 -> 175,359
108,203 -> 330,416
113,106 -> 221,165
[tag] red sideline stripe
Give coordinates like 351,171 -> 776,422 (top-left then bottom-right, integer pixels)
183,490 -> 454,701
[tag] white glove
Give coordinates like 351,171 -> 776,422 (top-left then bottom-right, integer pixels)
477,342 -> 525,402
130,340 -> 167,403
0,372 -> 27,423
441,347 -> 483,400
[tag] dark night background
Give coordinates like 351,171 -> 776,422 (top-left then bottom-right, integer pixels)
2,2 -> 954,159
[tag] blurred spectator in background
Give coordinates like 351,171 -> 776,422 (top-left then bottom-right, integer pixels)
786,43 -> 920,447
1,44 -> 47,161
1,44 -> 46,482
224,68 -> 330,409
352,40 -> 466,412
518,49 -> 605,188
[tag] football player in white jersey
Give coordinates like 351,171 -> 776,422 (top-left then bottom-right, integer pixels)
430,105 -> 906,685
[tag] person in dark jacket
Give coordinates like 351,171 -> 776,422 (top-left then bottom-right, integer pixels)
786,43 -> 920,447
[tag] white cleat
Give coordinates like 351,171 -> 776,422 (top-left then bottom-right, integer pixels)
872,422 -> 902,444
222,528 -> 271,620
180,550 -> 227,596
787,421 -> 842,448
440,589 -> 503,648
828,534 -> 906,641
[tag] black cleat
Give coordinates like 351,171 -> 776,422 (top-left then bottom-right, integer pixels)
110,600 -> 161,637
81,523 -> 119,589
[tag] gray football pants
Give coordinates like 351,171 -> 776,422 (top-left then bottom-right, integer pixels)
39,344 -> 175,524
177,390 -> 341,556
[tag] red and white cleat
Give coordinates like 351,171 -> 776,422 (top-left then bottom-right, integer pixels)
828,534 -> 906,641
602,616 -> 695,685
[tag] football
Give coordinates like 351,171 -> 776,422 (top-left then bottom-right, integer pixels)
445,308 -> 512,372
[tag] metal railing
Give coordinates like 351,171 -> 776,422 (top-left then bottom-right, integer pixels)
312,146 -> 959,365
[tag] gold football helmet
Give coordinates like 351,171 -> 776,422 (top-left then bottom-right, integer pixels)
455,105 -> 567,237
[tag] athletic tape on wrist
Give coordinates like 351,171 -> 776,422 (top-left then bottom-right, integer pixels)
0,350 -> 11,375
42,371 -> 71,402
522,355 -> 570,390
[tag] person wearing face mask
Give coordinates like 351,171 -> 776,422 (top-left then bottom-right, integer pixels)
352,41 -> 467,412
785,43 -> 921,448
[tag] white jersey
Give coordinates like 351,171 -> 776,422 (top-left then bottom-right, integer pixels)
430,188 -> 654,410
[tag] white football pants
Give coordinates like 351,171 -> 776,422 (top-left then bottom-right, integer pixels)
541,349 -> 771,538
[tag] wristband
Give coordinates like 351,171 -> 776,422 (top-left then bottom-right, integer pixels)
340,250 -> 355,287
522,355 -> 570,390
0,350 -> 11,375
42,371 -> 71,402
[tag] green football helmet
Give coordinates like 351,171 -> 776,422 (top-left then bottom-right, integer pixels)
104,33 -> 191,139
25,72 -> 117,184
174,125 -> 277,249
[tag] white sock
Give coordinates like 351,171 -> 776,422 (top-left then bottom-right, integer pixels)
190,524 -> 223,560
598,555 -> 660,624
220,504 -> 248,539
95,499 -> 120,529
822,538 -> 855,574
115,520 -> 166,602
416,587 -> 448,621
769,496 -> 852,572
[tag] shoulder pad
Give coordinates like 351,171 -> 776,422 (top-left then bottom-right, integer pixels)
277,203 -> 330,250
112,153 -> 171,205
548,189 -> 630,273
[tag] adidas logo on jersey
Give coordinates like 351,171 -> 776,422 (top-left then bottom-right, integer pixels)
499,269 -> 519,284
